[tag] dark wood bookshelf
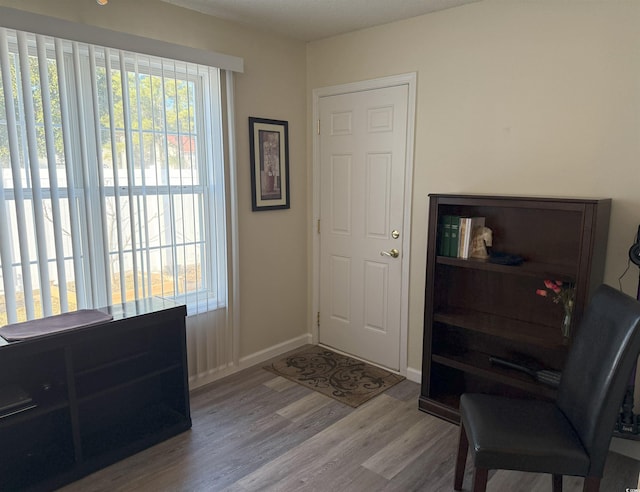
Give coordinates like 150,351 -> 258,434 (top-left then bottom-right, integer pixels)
419,194 -> 611,423
0,298 -> 190,492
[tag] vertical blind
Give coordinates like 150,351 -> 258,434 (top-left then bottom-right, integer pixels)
0,27 -> 228,325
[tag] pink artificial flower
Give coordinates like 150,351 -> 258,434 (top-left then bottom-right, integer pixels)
536,289 -> 548,297
544,279 -> 555,289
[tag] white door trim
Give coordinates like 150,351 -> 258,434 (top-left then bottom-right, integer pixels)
311,73 -> 416,376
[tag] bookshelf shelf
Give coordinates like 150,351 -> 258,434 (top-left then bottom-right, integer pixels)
436,256 -> 576,280
433,308 -> 566,349
419,194 -> 611,423
431,352 -> 558,400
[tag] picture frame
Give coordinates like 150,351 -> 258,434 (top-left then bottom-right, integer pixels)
249,117 -> 290,211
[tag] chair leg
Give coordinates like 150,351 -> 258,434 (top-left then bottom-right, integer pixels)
472,467 -> 488,492
552,474 -> 563,492
583,476 -> 600,492
454,423 -> 469,491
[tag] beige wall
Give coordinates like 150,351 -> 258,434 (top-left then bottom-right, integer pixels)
4,0 -> 640,377
0,0 -> 309,359
307,0 -> 640,373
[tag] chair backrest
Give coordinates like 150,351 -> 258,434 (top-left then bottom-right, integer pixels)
557,284 -> 640,477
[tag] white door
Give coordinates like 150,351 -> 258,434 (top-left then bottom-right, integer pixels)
318,84 -> 409,371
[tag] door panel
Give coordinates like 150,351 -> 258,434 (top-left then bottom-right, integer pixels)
319,84 -> 408,371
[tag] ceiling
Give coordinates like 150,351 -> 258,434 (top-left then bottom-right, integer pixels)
159,0 -> 481,42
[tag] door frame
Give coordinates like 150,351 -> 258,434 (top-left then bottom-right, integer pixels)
311,73 -> 417,375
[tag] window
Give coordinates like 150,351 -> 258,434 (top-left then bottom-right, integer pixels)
0,28 -> 227,325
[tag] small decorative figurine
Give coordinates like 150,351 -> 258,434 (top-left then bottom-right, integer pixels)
470,226 -> 492,259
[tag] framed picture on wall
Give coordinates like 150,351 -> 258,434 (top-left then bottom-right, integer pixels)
249,117 -> 290,211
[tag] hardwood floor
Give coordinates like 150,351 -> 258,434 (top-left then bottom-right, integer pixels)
59,350 -> 640,492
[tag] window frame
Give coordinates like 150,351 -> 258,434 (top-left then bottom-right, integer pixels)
0,29 -> 227,323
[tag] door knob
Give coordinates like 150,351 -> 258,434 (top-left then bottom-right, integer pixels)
380,248 -> 399,258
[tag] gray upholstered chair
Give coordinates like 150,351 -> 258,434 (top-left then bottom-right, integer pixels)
454,284 -> 640,492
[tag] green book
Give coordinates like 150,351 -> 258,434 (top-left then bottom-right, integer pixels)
439,215 -> 460,257
438,216 -> 448,255
439,215 -> 452,256
448,216 -> 461,257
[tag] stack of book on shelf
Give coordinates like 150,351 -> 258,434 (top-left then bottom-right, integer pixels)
458,216 -> 485,259
438,215 -> 485,258
438,215 -> 458,257
0,384 -> 36,419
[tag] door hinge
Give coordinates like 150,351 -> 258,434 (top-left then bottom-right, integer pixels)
317,119 -> 320,135
317,219 -> 320,234
317,311 -> 320,328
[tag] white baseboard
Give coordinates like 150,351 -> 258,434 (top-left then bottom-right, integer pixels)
238,333 -> 313,370
188,334 -> 311,391
406,366 -> 421,383
190,334 -> 421,390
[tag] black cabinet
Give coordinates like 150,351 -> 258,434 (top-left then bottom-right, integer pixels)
0,298 -> 191,491
419,194 -> 611,423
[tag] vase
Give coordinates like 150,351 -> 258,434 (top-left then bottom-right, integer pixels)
561,302 -> 573,341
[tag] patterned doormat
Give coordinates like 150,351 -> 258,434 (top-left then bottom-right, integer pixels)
263,345 -> 405,408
